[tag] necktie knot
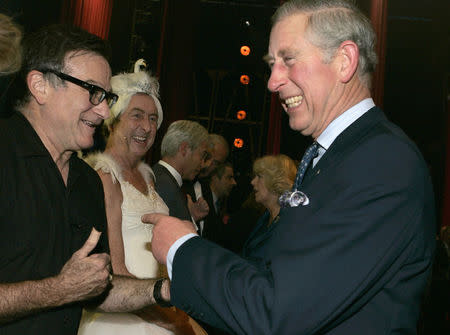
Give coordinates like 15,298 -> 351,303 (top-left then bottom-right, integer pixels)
279,142 -> 319,208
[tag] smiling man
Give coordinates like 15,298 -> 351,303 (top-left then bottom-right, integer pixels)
143,1 -> 436,334
0,25 -> 169,335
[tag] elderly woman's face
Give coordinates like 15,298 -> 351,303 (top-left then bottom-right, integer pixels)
251,174 -> 271,206
115,93 -> 158,157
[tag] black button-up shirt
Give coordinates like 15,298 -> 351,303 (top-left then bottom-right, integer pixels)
0,112 -> 109,334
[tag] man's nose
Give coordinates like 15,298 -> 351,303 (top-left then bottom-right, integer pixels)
140,116 -> 152,132
94,100 -> 111,120
267,63 -> 287,92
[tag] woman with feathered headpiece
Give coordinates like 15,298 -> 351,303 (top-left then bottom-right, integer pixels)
78,60 -> 206,335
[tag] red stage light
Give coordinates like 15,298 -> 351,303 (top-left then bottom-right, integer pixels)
240,75 -> 250,85
234,138 -> 244,148
240,45 -> 251,56
236,110 -> 247,120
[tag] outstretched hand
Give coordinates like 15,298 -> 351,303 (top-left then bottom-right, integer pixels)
187,195 -> 209,221
142,213 -> 198,264
56,228 -> 111,303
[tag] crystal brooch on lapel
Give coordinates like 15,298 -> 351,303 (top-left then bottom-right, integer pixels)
279,190 -> 310,208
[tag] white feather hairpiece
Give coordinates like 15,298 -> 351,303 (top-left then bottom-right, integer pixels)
106,59 -> 163,129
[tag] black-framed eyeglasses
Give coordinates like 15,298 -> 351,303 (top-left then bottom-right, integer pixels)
40,68 -> 118,108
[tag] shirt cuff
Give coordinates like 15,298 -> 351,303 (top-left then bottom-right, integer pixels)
167,233 -> 198,280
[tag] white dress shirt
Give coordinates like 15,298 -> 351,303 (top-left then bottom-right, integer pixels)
313,98 -> 374,167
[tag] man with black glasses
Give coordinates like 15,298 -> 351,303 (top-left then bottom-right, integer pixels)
0,25 -> 171,334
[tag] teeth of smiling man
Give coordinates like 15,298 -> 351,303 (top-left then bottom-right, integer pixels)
284,95 -> 303,108
133,136 -> 147,142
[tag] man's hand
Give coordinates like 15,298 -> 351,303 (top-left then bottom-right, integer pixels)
142,213 -> 197,264
187,195 -> 209,221
55,228 -> 111,303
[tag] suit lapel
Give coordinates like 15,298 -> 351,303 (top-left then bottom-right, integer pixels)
302,107 -> 386,186
156,163 -> 181,189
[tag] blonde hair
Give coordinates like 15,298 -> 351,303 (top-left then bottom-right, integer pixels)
253,154 -> 297,197
0,14 -> 22,76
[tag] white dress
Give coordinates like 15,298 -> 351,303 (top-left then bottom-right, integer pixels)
78,153 -> 173,335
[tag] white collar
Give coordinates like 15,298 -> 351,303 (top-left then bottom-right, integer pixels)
158,160 -> 183,187
212,191 -> 218,205
316,98 -> 375,150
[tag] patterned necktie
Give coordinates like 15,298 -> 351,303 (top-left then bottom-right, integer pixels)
292,141 -> 320,190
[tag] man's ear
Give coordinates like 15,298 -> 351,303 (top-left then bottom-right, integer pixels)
336,40 -> 359,83
27,70 -> 50,105
179,141 -> 190,157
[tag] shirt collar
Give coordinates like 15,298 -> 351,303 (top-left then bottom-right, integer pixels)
158,160 -> 183,187
316,98 -> 375,150
212,191 -> 219,212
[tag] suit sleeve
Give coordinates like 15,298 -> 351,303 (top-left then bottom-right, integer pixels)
171,135 -> 436,334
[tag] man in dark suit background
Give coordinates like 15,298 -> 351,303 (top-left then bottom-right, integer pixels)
144,0 -> 436,334
182,134 -> 229,236
153,120 -> 210,223
201,162 -> 237,248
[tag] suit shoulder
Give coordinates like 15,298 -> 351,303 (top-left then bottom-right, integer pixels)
362,120 -> 425,169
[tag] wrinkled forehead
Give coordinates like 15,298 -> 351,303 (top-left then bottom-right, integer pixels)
64,50 -> 111,79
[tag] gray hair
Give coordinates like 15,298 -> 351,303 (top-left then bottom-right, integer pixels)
272,0 -> 377,88
160,120 -> 208,157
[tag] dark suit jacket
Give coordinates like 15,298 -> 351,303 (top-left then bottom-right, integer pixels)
170,107 -> 436,334
201,180 -> 231,248
152,162 -> 191,221
182,179 -> 226,243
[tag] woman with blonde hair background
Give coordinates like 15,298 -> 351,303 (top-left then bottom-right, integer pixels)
243,155 -> 297,257
0,13 -> 22,76
0,13 -> 22,114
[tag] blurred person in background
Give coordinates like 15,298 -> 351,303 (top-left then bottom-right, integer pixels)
0,13 -> 22,114
0,13 -> 22,76
243,155 -> 297,253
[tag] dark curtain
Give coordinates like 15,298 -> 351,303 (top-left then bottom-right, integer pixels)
369,0 -> 388,107
266,94 -> 282,155
148,0 -> 198,164
265,0 -> 285,155
61,0 -> 113,40
442,93 -> 450,228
